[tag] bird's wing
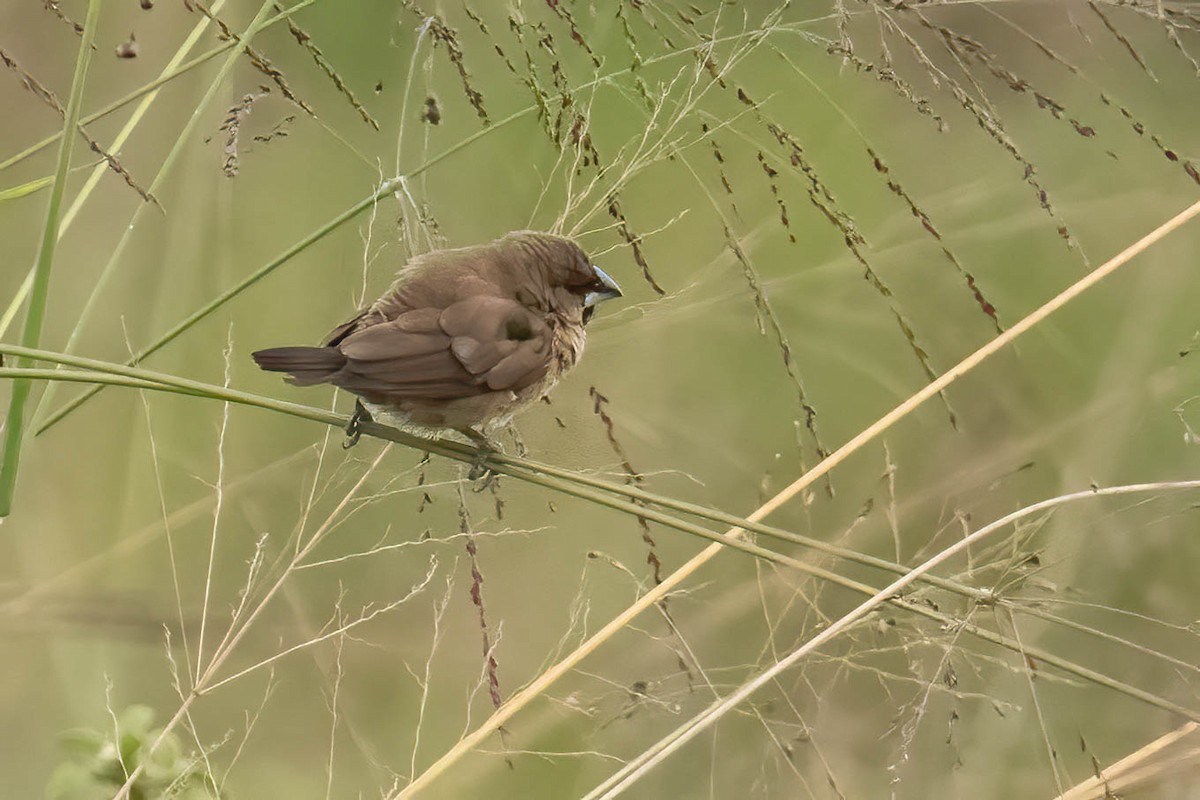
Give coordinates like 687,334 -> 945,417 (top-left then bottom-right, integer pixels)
441,296 -> 551,391
332,296 -> 550,399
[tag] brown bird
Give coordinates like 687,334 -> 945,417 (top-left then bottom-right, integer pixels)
252,231 -> 622,452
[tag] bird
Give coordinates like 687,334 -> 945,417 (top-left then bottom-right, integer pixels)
251,231 -> 623,456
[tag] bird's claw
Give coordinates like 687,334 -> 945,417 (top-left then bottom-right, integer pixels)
468,453 -> 496,490
343,401 -> 371,449
457,427 -> 499,489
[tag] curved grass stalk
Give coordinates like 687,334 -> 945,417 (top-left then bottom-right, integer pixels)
0,361 -> 835,574
394,196 -> 1200,797
584,479 -> 1200,798
6,344 -> 1200,687
0,0 -> 103,518
5,366 -> 1196,794
0,368 -> 202,394
5,352 -> 1200,780
4,381 -> 1190,796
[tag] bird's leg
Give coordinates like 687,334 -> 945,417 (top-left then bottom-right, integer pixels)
504,422 -> 528,457
343,400 -> 372,449
455,427 -> 500,485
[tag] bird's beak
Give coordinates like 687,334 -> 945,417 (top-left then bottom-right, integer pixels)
584,266 -> 623,307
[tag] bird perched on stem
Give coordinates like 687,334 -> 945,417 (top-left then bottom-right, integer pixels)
252,231 -> 622,462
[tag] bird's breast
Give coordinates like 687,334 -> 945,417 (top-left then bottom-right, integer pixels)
548,313 -> 586,369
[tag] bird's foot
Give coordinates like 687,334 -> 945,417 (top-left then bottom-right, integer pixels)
343,401 -> 372,449
456,427 -> 501,488
469,454 -> 495,490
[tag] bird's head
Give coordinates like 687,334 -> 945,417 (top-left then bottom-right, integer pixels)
500,231 -> 623,324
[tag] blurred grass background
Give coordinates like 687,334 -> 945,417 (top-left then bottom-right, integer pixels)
2,1 -> 1199,798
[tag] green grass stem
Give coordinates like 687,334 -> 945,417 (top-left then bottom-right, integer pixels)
0,0 -> 103,518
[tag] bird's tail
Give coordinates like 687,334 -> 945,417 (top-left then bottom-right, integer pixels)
251,346 -> 345,386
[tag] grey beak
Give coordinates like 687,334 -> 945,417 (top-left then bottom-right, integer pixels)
584,266 -> 623,307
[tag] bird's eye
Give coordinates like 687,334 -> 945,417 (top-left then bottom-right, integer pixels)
567,270 -> 600,294
577,261 -> 598,288
572,265 -> 609,294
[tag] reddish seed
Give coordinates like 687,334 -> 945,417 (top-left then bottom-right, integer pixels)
115,34 -> 138,58
421,96 -> 441,125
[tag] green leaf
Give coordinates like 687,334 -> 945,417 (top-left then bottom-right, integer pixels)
117,704 -> 155,737
56,728 -> 105,760
45,762 -> 101,800
0,175 -> 52,202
